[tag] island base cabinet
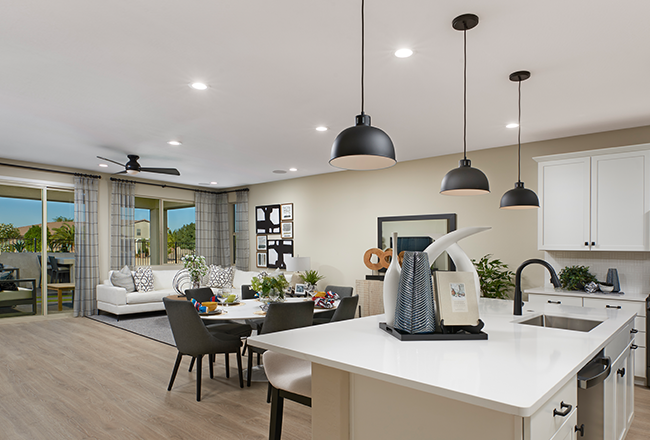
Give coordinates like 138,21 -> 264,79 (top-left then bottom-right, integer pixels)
312,363 -> 577,440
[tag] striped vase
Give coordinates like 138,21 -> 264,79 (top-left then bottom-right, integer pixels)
394,251 -> 435,334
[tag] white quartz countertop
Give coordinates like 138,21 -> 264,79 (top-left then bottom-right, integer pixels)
525,286 -> 649,302
248,298 -> 636,417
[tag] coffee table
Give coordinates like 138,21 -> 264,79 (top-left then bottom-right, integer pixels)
48,283 -> 75,311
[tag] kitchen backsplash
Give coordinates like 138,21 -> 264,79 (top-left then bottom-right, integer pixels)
545,251 -> 650,295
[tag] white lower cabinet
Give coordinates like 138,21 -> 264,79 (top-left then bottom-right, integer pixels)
526,378 -> 578,440
550,410 -> 578,440
528,294 -> 583,308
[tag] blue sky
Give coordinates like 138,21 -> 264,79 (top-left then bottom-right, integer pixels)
1,198 -> 194,231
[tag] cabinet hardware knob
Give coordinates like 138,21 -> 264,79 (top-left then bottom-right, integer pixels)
548,300 -> 561,304
632,344 -> 639,350
591,241 -> 595,246
605,305 -> 622,309
631,328 -> 639,334
553,401 -> 572,417
584,242 -> 589,246
617,368 -> 626,377
575,424 -> 585,436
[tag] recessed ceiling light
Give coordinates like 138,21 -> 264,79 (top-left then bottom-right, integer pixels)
289,168 -> 297,172
190,82 -> 208,90
506,123 -> 519,128
210,181 -> 218,185
168,140 -> 182,146
395,48 -> 413,58
99,164 -> 108,168
316,126 -> 328,132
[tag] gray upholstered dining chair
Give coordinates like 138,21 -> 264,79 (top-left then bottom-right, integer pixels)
312,294 -> 359,325
263,350 -> 312,440
163,297 -> 244,401
247,300 -> 314,387
184,287 -> 252,376
317,285 -> 354,321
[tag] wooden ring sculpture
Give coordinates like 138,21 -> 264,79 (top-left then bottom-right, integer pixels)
363,248 -> 396,270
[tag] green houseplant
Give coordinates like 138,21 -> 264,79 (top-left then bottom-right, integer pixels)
300,270 -> 325,293
472,254 -> 515,299
559,265 -> 597,291
181,253 -> 208,288
250,274 -> 289,302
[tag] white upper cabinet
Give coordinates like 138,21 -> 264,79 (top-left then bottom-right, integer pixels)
536,145 -> 650,251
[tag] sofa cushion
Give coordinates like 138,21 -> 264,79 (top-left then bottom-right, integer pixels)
152,270 -> 177,291
110,266 -> 136,292
125,289 -> 175,304
232,270 -> 262,289
133,266 -> 154,292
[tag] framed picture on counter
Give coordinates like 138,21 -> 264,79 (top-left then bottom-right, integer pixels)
433,271 -> 479,327
295,284 -> 306,294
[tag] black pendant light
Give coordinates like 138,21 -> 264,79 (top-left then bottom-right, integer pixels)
500,71 -> 540,210
329,0 -> 396,171
440,14 -> 490,196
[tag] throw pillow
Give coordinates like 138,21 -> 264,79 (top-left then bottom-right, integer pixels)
0,272 -> 18,291
209,265 -> 234,288
133,266 -> 154,292
110,265 -> 136,293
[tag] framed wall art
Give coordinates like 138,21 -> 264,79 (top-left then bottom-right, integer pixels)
267,239 -> 294,269
256,235 -> 267,251
281,222 -> 293,239
281,203 -> 293,221
256,252 -> 268,268
256,204 -> 281,234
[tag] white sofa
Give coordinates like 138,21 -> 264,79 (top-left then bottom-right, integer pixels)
96,268 -> 297,317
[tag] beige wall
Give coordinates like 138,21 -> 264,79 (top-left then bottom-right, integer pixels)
248,125 -> 650,293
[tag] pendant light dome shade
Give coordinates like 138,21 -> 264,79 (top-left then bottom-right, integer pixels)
330,114 -> 396,170
500,182 -> 540,209
440,13 -> 489,196
499,70 -> 539,210
440,159 -> 490,195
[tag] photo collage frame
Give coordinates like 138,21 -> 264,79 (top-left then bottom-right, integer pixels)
256,203 -> 294,268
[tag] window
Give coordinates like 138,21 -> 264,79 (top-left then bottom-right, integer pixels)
164,200 -> 195,264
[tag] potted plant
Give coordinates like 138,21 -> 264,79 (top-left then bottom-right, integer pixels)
181,253 -> 208,289
300,270 -> 325,294
250,274 -> 289,303
472,254 -> 515,299
559,265 -> 597,291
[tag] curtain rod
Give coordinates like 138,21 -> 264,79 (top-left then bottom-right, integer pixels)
109,177 -> 248,195
0,162 -> 102,179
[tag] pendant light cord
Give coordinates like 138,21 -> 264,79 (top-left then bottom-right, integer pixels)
463,28 -> 467,160
517,79 -> 522,182
360,0 -> 365,115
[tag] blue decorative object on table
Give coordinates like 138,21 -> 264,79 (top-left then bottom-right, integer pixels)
394,251 -> 435,334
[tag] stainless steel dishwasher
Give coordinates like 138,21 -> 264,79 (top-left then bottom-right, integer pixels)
576,349 -> 612,438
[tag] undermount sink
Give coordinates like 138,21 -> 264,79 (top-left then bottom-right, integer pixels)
518,315 -> 603,332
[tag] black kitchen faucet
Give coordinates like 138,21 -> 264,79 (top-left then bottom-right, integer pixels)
514,259 -> 562,315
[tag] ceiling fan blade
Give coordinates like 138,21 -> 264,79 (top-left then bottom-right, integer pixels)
140,167 -> 181,176
113,170 -> 128,175
97,156 -> 126,167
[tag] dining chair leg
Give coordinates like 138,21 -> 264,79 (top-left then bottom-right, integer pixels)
236,350 -> 244,388
267,382 -> 272,403
196,355 -> 203,402
247,349 -> 254,387
167,352 -> 183,391
188,357 -> 195,372
209,354 -> 214,379
257,352 -> 261,366
225,353 -> 230,378
269,385 -> 284,440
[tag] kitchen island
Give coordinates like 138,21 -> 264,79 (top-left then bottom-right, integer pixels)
248,298 -> 637,440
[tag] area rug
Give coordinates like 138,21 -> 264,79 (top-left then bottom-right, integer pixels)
87,311 -> 175,346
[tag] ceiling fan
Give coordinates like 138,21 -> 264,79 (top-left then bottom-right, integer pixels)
97,154 -> 180,176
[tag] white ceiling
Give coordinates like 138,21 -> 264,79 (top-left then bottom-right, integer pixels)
1,0 -> 649,188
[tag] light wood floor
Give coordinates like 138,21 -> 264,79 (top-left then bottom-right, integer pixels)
1,316 -> 649,440
0,317 -> 310,440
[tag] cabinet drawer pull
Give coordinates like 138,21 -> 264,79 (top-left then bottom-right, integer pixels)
605,305 -> 622,309
631,328 -> 639,334
548,300 -> 561,304
632,344 -> 639,350
575,424 -> 585,437
553,401 -> 572,417
617,368 -> 626,377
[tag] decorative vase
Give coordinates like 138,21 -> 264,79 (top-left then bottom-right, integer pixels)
191,277 -> 200,289
306,283 -> 316,295
383,232 -> 400,326
394,251 -> 435,334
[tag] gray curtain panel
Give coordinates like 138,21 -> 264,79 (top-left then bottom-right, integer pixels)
235,190 -> 249,271
73,176 -> 99,317
195,191 -> 231,266
110,180 -> 135,270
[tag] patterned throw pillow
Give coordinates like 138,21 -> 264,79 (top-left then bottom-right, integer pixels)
110,265 -> 136,293
209,265 -> 234,288
133,266 -> 154,292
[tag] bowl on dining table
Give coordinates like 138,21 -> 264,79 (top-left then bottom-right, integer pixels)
202,301 -> 218,311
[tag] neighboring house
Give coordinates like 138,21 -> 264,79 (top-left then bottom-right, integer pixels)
134,219 -> 150,241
